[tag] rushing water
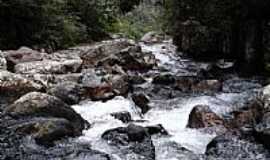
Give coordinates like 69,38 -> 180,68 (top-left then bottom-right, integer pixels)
71,39 -> 262,160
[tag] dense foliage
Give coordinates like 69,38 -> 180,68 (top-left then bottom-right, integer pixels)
169,0 -> 270,75
0,0 -> 168,50
0,0 -> 112,50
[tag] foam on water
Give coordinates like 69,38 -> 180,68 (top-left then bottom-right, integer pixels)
71,92 -> 247,159
140,41 -> 177,66
70,40 -> 259,159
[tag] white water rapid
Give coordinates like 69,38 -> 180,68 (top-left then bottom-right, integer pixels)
71,39 -> 258,160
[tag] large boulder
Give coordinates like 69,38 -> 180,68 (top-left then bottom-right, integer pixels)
47,82 -> 84,105
0,71 -> 43,104
80,69 -> 130,101
187,105 -> 225,129
14,117 -> 78,146
14,59 -> 82,74
97,45 -> 157,72
101,124 -> 155,160
3,47 -> 46,70
117,46 -> 157,71
80,69 -> 114,101
4,92 -> 88,133
80,39 -> 135,68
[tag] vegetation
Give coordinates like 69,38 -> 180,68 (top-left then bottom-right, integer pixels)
0,0 -> 168,50
170,0 -> 270,75
0,0 -> 114,50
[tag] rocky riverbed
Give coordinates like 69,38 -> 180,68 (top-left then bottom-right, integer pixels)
1,34 -> 270,160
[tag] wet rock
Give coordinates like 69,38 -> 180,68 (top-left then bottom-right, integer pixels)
118,46 -> 157,71
4,92 -> 88,132
153,74 -> 176,85
111,74 -> 130,96
191,79 -> 222,93
254,112 -> 270,149
23,73 -> 82,89
146,124 -> 168,136
0,51 -> 7,70
206,132 -> 270,160
230,99 -> 264,129
111,112 -> 132,123
140,31 -> 166,43
47,82 -> 84,105
80,39 -> 134,68
132,93 -> 150,114
14,118 -> 77,146
156,141 -> 204,160
187,105 -> 225,129
222,78 -> 262,93
80,69 -> 107,88
80,69 -> 114,101
0,71 -> 43,105
174,76 -> 198,92
102,124 -> 155,160
14,58 -> 82,74
129,75 -> 146,84
3,47 -> 46,71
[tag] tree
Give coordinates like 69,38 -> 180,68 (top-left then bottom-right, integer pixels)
170,0 -> 270,75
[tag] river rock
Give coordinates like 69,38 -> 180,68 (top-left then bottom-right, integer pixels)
187,105 -> 225,128
80,69 -> 114,101
97,45 -> 157,72
132,93 -> 150,114
191,79 -> 222,93
206,132 -> 270,159
230,99 -> 264,129
47,82 -> 84,105
3,47 -> 46,71
118,45 -> 157,71
153,74 -> 176,85
110,74 -> 130,96
80,39 -> 135,68
0,122 -> 111,160
0,71 -> 43,105
156,141 -> 204,160
14,117 -> 77,146
174,76 -> 199,92
110,112 -> 132,123
14,58 -> 82,74
222,78 -> 262,93
0,51 -> 7,70
140,31 -> 166,43
146,124 -> 169,136
4,92 -> 88,133
102,124 -> 155,160
129,75 -> 146,84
